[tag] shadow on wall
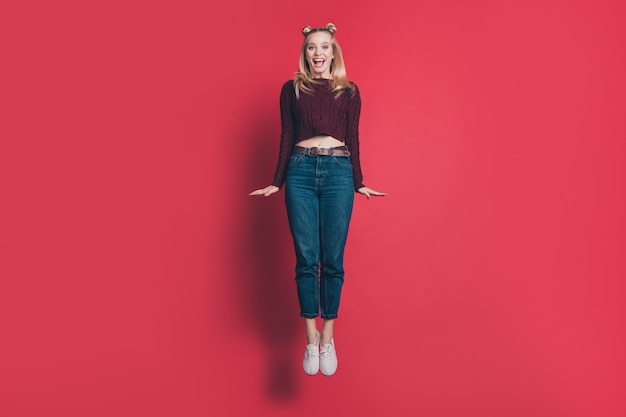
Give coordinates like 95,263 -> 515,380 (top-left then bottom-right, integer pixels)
236,107 -> 302,400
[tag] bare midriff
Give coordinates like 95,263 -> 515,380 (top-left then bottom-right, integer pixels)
296,135 -> 345,149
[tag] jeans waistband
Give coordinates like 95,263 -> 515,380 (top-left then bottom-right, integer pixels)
293,145 -> 351,157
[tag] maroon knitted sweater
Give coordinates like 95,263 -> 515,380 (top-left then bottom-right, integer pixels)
271,79 -> 365,191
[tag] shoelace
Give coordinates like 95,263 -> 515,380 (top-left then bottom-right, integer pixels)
305,344 -> 319,358
320,345 -> 334,357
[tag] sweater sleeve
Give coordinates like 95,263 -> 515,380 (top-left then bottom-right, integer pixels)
346,84 -> 364,190
271,81 -> 296,188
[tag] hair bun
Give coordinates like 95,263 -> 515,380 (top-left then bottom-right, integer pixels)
302,25 -> 312,36
326,22 -> 337,34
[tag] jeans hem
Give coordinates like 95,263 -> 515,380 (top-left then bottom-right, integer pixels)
300,313 -> 319,319
321,314 -> 338,320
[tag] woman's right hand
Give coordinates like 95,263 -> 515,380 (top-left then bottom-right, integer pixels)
249,185 -> 279,197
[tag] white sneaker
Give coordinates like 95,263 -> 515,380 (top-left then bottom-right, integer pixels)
303,332 -> 320,376
319,338 -> 337,376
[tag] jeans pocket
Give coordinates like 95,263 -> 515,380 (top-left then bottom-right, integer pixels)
288,154 -> 305,166
331,156 -> 352,168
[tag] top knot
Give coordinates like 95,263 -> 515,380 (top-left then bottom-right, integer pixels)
302,23 -> 337,36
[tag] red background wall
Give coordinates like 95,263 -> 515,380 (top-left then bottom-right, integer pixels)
1,1 -> 625,416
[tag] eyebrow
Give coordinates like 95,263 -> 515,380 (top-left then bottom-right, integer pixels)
307,42 -> 331,47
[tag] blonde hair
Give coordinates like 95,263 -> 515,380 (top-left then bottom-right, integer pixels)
294,22 -> 355,99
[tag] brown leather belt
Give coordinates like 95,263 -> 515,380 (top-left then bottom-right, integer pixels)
293,145 -> 351,157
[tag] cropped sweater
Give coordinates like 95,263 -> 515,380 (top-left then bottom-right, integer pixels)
271,79 -> 365,191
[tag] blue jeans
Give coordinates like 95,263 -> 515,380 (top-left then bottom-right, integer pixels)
284,153 -> 355,319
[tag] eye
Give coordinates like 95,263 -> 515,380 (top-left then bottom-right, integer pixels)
323,45 -> 330,50
308,45 -> 315,51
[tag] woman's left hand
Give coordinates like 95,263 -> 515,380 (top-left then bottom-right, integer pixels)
357,186 -> 386,200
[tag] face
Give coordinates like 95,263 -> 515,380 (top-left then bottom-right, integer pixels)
305,31 -> 334,79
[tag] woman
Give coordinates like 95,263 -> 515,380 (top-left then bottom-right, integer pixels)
250,23 -> 385,376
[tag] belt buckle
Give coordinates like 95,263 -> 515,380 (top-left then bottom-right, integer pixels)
308,147 -> 319,156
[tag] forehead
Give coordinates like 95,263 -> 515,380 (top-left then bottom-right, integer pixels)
306,32 -> 332,45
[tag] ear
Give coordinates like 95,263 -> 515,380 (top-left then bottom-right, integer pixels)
326,23 -> 337,34
302,25 -> 312,36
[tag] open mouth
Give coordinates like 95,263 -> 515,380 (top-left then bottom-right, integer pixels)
313,58 -> 325,68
